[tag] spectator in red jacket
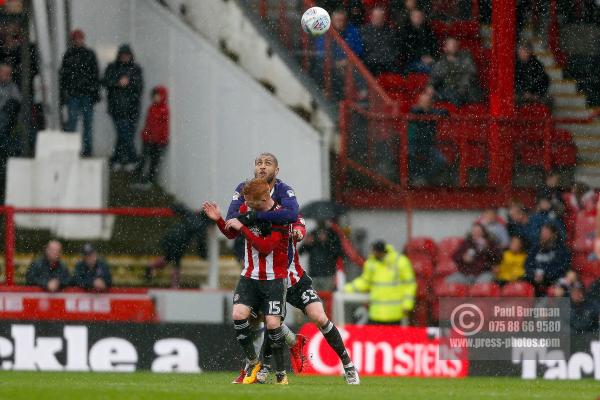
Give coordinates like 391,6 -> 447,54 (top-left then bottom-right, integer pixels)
446,223 -> 502,285
133,85 -> 169,189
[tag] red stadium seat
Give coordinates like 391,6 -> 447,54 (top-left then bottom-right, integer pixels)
377,73 -> 405,92
517,103 -> 551,117
435,120 -> 459,164
434,260 -> 458,278
431,279 -> 468,322
408,254 -> 434,279
459,103 -> 487,116
572,255 -> 600,287
404,73 -> 430,97
438,236 -> 464,263
433,101 -> 459,114
554,129 -> 574,143
500,281 -> 535,297
434,279 -> 468,297
468,282 -> 501,297
405,236 -> 438,261
552,143 -> 577,168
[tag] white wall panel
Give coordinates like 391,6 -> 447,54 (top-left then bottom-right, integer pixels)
70,0 -> 325,209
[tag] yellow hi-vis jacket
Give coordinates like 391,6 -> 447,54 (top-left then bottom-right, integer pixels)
344,244 -> 416,323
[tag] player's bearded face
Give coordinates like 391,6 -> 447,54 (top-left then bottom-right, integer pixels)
254,156 -> 278,184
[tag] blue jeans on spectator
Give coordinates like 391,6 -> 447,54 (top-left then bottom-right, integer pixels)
65,96 -> 94,157
111,117 -> 138,165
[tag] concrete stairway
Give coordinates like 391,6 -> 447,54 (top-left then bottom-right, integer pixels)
535,46 -> 600,186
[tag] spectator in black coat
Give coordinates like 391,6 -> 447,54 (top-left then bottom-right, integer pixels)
570,282 -> 599,334
515,43 -> 549,104
298,220 -> 344,291
400,9 -> 439,74
103,44 -> 143,171
430,37 -> 482,105
408,89 -> 448,185
536,170 -> 565,216
361,7 -> 399,75
59,29 -> 100,157
25,240 -> 71,292
146,202 -> 211,288
72,244 -> 112,292
525,224 -> 571,296
507,200 -> 537,248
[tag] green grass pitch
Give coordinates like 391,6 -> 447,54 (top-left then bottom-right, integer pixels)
0,371 -> 597,400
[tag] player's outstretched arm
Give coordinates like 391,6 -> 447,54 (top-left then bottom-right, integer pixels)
203,202 -> 238,239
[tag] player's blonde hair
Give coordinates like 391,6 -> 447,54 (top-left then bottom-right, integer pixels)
243,178 -> 270,201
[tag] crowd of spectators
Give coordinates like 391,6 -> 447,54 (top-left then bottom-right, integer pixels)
315,0 -> 551,107
58,29 -> 170,189
439,173 -> 600,332
25,240 -> 112,292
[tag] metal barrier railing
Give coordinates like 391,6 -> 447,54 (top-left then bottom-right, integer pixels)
0,206 -> 176,286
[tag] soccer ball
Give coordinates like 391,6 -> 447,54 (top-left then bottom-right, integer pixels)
301,7 -> 331,37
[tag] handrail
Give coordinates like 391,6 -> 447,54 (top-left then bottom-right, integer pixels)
338,100 -> 555,192
303,0 -> 393,104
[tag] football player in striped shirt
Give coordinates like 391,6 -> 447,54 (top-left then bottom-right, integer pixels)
203,178 -> 294,385
225,152 -> 305,382
257,215 -> 360,385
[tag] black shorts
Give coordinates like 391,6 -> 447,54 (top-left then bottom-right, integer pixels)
233,276 -> 287,318
286,273 -> 322,313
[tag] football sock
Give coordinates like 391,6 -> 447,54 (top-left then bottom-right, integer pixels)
320,320 -> 352,367
261,329 -> 273,368
234,319 -> 258,364
268,326 -> 286,374
281,323 -> 297,346
252,322 -> 265,356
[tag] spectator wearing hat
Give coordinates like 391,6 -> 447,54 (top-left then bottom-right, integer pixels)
25,240 -> 71,292
72,243 -> 112,292
131,85 -> 169,189
59,29 -> 100,157
525,223 -> 571,296
103,44 -> 143,171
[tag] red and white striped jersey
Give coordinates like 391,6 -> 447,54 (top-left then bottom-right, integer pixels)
240,220 -> 290,280
218,203 -> 291,281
